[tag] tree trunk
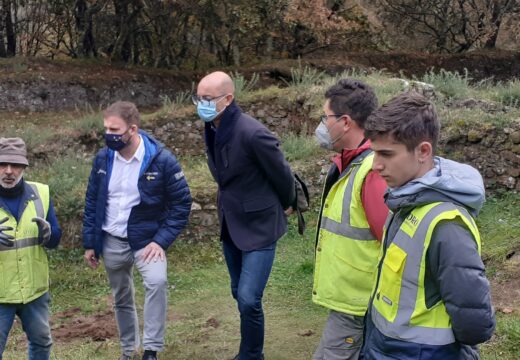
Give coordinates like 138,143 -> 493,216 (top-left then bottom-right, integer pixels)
3,0 -> 15,57
0,2 -> 6,57
111,0 -> 142,63
232,43 -> 240,66
266,35 -> 273,60
75,0 -> 102,58
484,3 -> 503,49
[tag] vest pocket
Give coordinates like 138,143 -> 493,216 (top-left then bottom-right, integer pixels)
376,243 -> 407,322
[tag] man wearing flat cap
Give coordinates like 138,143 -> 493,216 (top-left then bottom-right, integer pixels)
0,137 -> 62,360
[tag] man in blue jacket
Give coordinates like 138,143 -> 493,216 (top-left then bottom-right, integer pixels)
194,71 -> 295,360
82,101 -> 192,360
361,92 -> 495,360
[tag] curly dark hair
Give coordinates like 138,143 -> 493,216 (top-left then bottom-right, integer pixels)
324,78 -> 378,129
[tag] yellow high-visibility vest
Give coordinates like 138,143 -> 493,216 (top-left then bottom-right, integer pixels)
313,151 -> 381,316
371,202 -> 481,345
0,181 -> 50,304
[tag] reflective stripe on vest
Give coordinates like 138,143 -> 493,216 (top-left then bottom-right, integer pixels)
0,183 -> 45,252
371,202 -> 480,346
28,182 -> 45,218
320,150 -> 374,240
0,237 -> 40,252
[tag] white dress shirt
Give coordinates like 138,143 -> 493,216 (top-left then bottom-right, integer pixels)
102,135 -> 145,238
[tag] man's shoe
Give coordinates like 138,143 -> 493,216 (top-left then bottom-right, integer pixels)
118,355 -> 139,360
142,350 -> 157,360
231,355 -> 264,360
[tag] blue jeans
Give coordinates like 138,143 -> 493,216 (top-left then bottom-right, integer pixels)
222,237 -> 276,360
0,292 -> 52,360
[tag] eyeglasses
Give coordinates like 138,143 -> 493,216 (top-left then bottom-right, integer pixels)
320,114 -> 343,124
191,94 -> 227,106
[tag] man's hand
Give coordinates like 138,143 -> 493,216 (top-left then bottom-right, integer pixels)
140,242 -> 165,264
284,207 -> 294,216
32,217 -> 51,246
0,217 -> 14,247
84,249 -> 99,269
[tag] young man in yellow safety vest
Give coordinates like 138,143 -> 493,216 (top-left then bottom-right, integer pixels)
0,137 -> 62,360
313,79 -> 389,359
361,92 -> 495,360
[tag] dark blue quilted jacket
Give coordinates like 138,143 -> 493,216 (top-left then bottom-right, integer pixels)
82,130 -> 192,257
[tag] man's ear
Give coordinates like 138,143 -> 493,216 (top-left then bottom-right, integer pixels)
341,115 -> 354,131
129,124 -> 139,135
416,141 -> 433,162
225,93 -> 234,106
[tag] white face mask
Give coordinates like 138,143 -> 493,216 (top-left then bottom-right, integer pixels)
314,120 -> 345,150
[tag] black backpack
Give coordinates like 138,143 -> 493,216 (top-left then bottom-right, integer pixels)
294,173 -> 310,235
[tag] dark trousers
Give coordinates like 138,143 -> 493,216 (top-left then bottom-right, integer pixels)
222,234 -> 276,360
0,292 -> 52,360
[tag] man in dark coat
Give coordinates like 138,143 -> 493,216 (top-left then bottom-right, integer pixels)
194,71 -> 295,360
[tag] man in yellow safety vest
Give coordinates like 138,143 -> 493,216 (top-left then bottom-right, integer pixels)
361,92 -> 495,360
0,137 -> 62,360
313,79 -> 389,360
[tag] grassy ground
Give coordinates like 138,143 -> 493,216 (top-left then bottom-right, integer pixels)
3,193 -> 520,359
3,217 -> 325,360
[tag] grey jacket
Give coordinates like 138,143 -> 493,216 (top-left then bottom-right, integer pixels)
383,157 -> 495,346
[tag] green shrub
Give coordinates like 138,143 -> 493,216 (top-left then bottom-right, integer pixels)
175,89 -> 193,105
285,60 -> 326,88
477,192 -> 520,271
323,68 -> 369,88
179,155 -> 217,199
370,76 -> 407,104
72,110 -> 103,134
3,123 -> 56,150
157,94 -> 175,116
494,80 -> 520,107
421,68 -> 471,99
26,153 -> 91,222
282,132 -> 320,162
231,71 -> 259,99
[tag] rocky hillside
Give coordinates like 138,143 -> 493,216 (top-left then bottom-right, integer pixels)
1,53 -> 520,112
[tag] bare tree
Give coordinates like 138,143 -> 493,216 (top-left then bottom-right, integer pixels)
377,0 -> 520,53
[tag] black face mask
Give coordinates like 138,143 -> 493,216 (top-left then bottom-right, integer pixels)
105,127 -> 132,151
0,178 -> 24,198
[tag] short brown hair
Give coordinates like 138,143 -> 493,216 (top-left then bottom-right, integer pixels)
364,91 -> 440,153
325,78 -> 378,129
103,101 -> 141,126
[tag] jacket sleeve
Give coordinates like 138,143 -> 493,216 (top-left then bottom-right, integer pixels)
249,128 -> 295,209
428,220 -> 496,345
82,155 -> 100,250
152,153 -> 192,250
361,170 -> 389,241
45,198 -> 62,249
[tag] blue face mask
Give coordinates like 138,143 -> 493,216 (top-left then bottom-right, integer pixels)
105,128 -> 131,151
196,97 -> 227,123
